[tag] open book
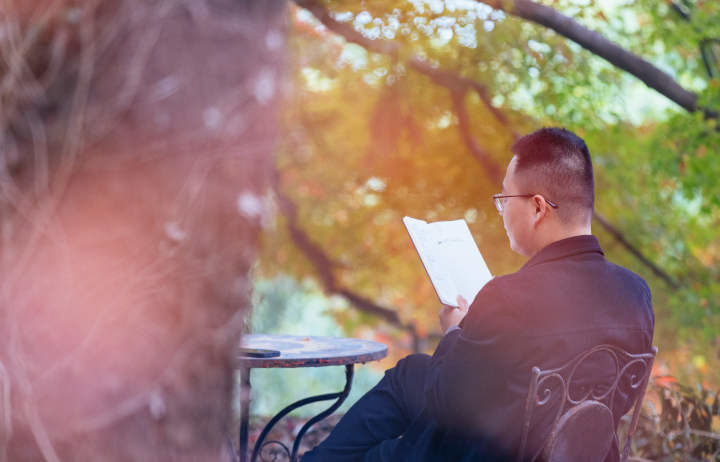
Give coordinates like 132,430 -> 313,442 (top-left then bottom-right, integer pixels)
403,216 -> 493,307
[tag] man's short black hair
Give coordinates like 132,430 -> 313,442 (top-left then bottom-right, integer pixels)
511,127 -> 594,224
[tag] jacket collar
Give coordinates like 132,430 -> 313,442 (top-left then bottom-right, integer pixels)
521,235 -> 604,270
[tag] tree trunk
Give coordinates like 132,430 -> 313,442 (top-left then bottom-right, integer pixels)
0,1 -> 286,460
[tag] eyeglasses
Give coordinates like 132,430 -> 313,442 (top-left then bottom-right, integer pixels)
492,193 -> 559,214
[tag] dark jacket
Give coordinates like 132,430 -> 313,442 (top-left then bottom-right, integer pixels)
398,235 -> 654,461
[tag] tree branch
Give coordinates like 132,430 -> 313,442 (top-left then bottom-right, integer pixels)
450,90 -> 503,184
292,0 -> 685,314
294,0 -> 681,290
477,0 -> 717,117
293,0 -> 399,57
273,173 -> 447,349
670,1 -> 720,79
293,0 -> 512,130
270,169 -> 423,334
450,84 -> 680,288
297,0 -> 717,119
591,212 -> 679,288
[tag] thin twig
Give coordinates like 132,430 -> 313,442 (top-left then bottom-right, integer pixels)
688,429 -> 720,441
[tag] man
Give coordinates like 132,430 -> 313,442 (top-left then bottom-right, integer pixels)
302,127 -> 654,461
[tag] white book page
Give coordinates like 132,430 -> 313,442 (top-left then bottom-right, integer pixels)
427,220 -> 493,306
403,217 -> 458,305
403,216 -> 492,306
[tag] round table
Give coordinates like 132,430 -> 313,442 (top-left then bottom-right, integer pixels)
236,334 -> 388,462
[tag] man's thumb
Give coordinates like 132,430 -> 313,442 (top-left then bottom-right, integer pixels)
457,295 -> 468,310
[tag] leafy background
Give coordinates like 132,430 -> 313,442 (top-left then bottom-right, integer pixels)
245,0 -> 720,457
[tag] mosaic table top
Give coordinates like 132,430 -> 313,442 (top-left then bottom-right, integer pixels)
237,334 -> 388,368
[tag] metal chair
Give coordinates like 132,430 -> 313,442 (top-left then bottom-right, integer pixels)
518,345 -> 657,462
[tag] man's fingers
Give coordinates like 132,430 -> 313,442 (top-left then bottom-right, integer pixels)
457,295 -> 469,311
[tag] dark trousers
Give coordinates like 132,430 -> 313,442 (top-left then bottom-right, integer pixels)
301,354 -> 431,462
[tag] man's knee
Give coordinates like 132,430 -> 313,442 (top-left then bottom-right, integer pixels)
392,353 -> 431,378
385,353 -> 431,419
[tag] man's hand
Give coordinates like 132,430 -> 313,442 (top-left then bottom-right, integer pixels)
438,295 -> 469,334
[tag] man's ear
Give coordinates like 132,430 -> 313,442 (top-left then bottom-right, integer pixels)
532,195 -> 548,227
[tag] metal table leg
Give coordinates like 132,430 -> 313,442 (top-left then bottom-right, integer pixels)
250,364 -> 354,462
238,366 -> 251,462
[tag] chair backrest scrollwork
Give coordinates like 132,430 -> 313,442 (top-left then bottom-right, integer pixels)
517,344 -> 657,462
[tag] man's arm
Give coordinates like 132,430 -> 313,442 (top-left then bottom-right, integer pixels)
438,295 -> 469,334
423,278 -> 516,436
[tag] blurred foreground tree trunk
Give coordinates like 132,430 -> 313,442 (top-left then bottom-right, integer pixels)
0,1 -> 285,460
